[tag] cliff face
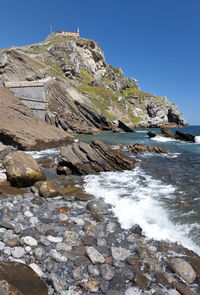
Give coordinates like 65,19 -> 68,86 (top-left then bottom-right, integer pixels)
0,33 -> 188,133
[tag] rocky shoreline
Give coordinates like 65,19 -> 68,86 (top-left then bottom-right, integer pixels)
0,177 -> 200,295
0,143 -> 200,294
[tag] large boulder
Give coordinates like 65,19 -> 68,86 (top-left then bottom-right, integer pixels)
57,139 -> 135,175
169,258 -> 196,283
0,261 -> 48,295
2,151 -> 46,187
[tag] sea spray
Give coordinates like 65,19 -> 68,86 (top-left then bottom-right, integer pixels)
84,166 -> 200,255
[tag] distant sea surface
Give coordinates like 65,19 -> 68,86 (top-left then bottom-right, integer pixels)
78,126 -> 200,255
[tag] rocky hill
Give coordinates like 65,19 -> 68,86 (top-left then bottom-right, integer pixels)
0,33 -> 188,133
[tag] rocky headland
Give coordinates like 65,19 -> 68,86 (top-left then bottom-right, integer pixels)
0,32 -> 188,138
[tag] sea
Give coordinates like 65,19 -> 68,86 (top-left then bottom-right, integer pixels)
29,126 -> 200,256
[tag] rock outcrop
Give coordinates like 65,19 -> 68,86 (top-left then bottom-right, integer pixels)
0,86 -> 73,150
57,140 -> 135,175
0,34 -> 187,132
127,143 -> 167,154
148,128 -> 195,143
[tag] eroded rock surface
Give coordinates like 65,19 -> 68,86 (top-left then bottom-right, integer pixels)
57,139 -> 135,175
0,86 -> 73,150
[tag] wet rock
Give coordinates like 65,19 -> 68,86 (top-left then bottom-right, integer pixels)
22,236 -> 38,247
50,249 -> 68,262
133,273 -> 150,290
39,181 -> 58,198
126,256 -> 141,271
47,236 -> 63,243
100,264 -> 115,280
125,287 -> 142,295
75,193 -> 95,201
71,246 -> 86,256
5,238 -> 19,247
63,231 -> 80,246
81,236 -> 96,246
109,274 -> 126,290
111,247 -> 130,261
73,267 -> 85,280
58,139 -> 135,175
49,273 -> 68,293
0,261 -> 48,295
86,200 -> 106,213
88,265 -> 100,276
59,185 -> 83,196
0,279 -> 23,295
173,281 -> 197,295
155,272 -> 172,288
148,131 -> 156,138
83,221 -> 98,236
11,247 -> 25,258
29,263 -> 44,277
106,290 -> 121,295
169,258 -> 196,283
128,143 -> 167,154
79,278 -> 100,292
168,289 -> 181,295
2,151 -> 46,187
86,246 -> 105,264
90,212 -> 104,223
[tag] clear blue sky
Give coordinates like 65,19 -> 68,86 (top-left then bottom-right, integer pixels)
1,0 -> 199,124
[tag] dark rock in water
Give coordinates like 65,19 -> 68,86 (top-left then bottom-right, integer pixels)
169,258 -> 196,283
128,143 -> 167,154
113,120 -> 134,133
58,139 -> 135,175
0,261 -> 48,295
161,128 -> 195,143
86,200 -> 106,213
2,151 -> 46,187
160,128 -> 176,138
148,131 -> 157,138
148,128 -> 196,143
175,130 -> 195,142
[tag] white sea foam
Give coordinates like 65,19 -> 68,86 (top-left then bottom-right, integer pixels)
26,148 -> 60,160
195,136 -> 200,144
136,131 -> 148,133
151,136 -> 177,143
84,167 -> 200,255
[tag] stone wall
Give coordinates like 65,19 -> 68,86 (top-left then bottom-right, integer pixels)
5,82 -> 47,121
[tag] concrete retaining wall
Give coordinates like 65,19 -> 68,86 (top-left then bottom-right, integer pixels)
5,82 -> 47,121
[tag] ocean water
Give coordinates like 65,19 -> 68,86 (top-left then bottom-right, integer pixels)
80,126 -> 200,255
28,126 -> 200,255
